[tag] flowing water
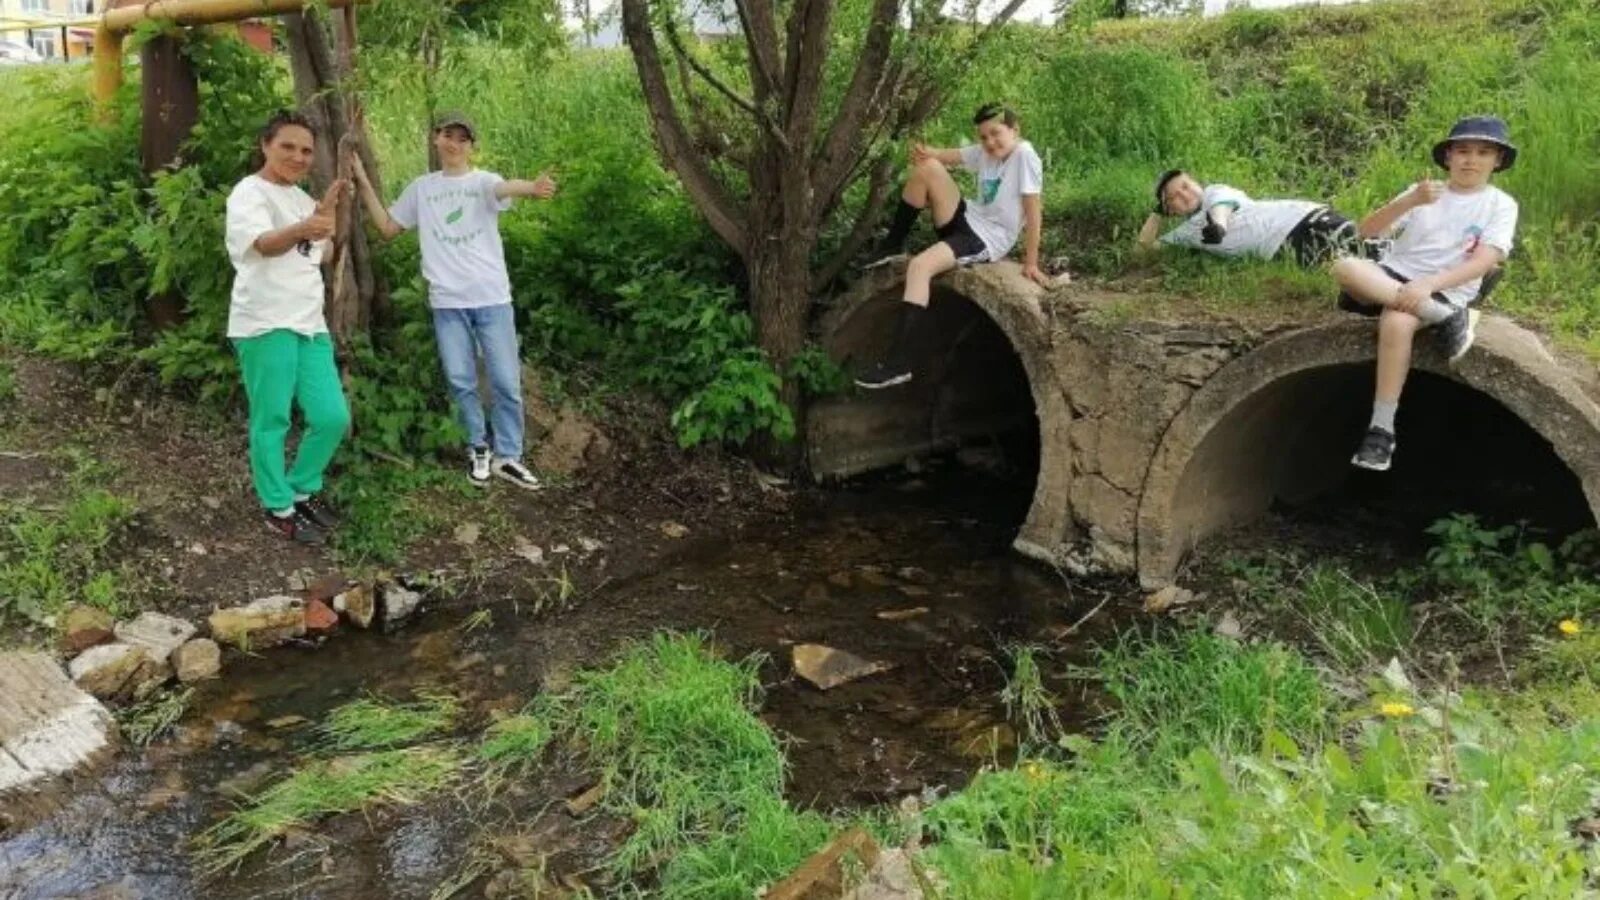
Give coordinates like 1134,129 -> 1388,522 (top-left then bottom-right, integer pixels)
1,462 -> 1131,899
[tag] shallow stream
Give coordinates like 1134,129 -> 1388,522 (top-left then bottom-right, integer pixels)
1,463 -> 1127,899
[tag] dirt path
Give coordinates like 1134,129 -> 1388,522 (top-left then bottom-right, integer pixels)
0,348 -> 791,642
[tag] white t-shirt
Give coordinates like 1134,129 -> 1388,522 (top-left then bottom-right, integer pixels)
225,175 -> 329,340
1159,184 -> 1320,260
1380,183 -> 1518,306
391,170 -> 514,310
958,140 -> 1044,259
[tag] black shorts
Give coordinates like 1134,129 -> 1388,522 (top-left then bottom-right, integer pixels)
935,200 -> 994,267
1283,206 -> 1361,267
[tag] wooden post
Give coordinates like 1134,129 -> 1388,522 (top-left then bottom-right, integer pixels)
140,32 -> 201,329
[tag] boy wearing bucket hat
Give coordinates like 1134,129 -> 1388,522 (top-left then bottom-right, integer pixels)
1137,170 -> 1360,267
1332,115 -> 1519,472
350,112 -> 557,489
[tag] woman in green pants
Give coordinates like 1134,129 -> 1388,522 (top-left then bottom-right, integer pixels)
224,111 -> 351,545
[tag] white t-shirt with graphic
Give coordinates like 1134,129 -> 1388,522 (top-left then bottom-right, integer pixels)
390,170 -> 514,310
1380,183 -> 1518,307
958,140 -> 1044,259
225,174 -> 329,340
1159,184 -> 1320,260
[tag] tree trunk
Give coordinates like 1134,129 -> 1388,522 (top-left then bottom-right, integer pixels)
282,10 -> 387,344
140,33 -> 199,331
746,206 -> 816,469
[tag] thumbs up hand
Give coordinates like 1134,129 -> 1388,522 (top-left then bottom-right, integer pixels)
1410,172 -> 1444,207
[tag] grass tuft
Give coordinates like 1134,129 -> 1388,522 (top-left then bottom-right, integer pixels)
195,747 -> 464,875
318,692 -> 460,751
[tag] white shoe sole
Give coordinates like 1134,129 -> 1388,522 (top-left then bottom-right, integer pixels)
854,372 -> 913,390
862,254 -> 908,271
1447,309 -> 1480,365
470,473 -> 491,487
1350,454 -> 1392,472
494,469 -> 543,491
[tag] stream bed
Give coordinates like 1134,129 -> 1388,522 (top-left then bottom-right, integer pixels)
1,465 -> 1133,899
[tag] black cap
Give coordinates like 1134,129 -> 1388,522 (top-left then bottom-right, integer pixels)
1432,115 -> 1516,172
433,110 -> 477,142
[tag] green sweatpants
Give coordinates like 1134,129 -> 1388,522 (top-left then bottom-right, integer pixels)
233,330 -> 351,513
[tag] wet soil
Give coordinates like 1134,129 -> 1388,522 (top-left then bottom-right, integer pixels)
0,459 -> 1132,899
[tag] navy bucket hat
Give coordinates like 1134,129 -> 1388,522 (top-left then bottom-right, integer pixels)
1432,115 -> 1516,172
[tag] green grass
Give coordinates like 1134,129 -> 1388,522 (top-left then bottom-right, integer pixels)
317,692 -> 460,751
0,470 -> 138,628
999,644 -> 1063,751
117,687 -> 194,748
195,746 -> 465,874
552,632 -> 830,892
1096,629 -> 1332,760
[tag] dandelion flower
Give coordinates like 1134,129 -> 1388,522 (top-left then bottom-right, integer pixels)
1379,702 -> 1415,718
1559,619 -> 1582,636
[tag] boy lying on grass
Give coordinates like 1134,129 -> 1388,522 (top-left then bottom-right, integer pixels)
1137,170 -> 1360,268
1332,115 -> 1519,472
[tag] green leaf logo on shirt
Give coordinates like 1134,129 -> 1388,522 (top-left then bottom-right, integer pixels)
445,206 -> 464,225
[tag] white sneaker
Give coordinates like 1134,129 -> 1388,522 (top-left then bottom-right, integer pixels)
493,457 -> 542,491
468,447 -> 492,486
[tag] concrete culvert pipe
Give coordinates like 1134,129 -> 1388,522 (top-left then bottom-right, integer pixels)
1137,316 -> 1600,586
811,263 -> 1077,558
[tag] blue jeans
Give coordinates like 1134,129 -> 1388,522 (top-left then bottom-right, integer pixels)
432,304 -> 524,459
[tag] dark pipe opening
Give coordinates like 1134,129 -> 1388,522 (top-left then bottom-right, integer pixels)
819,288 -> 1040,528
1174,363 -> 1595,559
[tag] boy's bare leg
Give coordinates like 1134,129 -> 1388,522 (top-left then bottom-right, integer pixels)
1331,257 -> 1400,307
1375,309 -> 1421,403
902,157 -> 964,230
905,242 -> 958,307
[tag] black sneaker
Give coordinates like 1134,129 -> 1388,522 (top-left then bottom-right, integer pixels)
1436,307 -> 1480,365
854,361 -> 913,390
294,494 -> 339,529
1350,427 -> 1396,472
265,509 -> 327,545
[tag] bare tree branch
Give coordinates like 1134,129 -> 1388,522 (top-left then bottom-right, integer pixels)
811,150 -> 897,292
732,0 -> 782,101
621,0 -> 750,253
781,0 -> 835,152
811,0 -> 900,212
664,16 -> 792,153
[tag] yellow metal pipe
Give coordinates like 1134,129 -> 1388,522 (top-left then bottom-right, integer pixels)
92,25 -> 124,117
91,0 -> 369,112
102,0 -> 366,33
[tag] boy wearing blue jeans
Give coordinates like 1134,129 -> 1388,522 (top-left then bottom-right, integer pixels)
1331,116 -> 1519,472
351,112 -> 556,488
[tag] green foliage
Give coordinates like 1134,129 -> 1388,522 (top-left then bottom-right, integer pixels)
999,644 -> 1063,750
0,480 -> 138,628
926,694 -> 1600,897
1095,629 -> 1331,760
1425,513 -> 1600,629
519,632 -> 830,895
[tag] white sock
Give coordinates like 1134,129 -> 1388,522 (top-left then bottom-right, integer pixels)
293,493 -> 310,503
272,507 -> 295,518
1416,299 -> 1457,325
1369,400 -> 1398,434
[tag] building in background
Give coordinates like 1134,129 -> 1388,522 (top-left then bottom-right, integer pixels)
0,0 -> 272,65
0,0 -> 98,61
